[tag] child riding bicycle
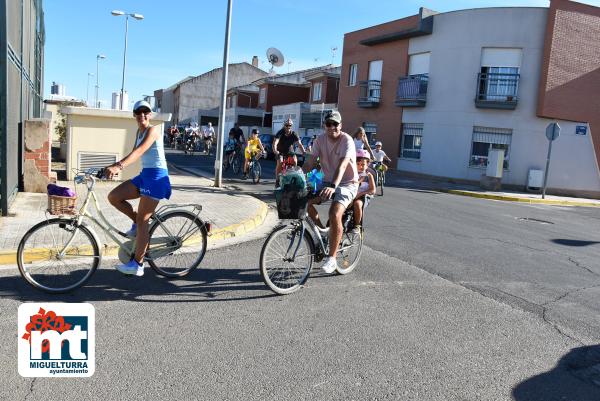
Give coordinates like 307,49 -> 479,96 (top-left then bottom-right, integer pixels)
243,128 -> 265,179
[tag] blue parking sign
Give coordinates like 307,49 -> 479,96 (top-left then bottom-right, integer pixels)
576,125 -> 587,136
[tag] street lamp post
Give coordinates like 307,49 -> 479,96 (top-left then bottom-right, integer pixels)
95,54 -> 106,108
112,10 -> 144,111
214,0 -> 233,187
86,72 -> 94,107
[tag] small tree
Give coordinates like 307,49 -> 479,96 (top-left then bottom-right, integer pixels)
55,111 -> 67,143
53,100 -> 81,144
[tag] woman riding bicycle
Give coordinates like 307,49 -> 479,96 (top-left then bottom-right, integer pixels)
243,128 -> 265,179
104,100 -> 172,277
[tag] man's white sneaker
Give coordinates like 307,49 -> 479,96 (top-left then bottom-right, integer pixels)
116,259 -> 144,276
321,256 -> 338,274
125,223 -> 137,238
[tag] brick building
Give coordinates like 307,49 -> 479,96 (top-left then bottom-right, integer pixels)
339,0 -> 600,197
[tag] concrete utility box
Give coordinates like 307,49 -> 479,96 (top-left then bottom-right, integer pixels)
61,107 -> 171,181
486,149 -> 505,178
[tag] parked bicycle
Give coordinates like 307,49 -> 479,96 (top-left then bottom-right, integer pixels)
259,194 -> 366,295
17,168 -> 210,293
372,161 -> 386,196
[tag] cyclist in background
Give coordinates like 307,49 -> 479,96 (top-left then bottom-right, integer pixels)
243,128 -> 265,179
371,141 -> 391,172
274,118 -> 305,187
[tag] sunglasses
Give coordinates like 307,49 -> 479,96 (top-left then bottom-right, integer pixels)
134,108 -> 151,115
284,124 -> 292,128
325,121 -> 339,128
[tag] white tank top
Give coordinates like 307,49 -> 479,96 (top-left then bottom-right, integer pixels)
354,138 -> 364,150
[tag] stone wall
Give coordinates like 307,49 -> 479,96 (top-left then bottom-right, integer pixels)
23,119 -> 55,193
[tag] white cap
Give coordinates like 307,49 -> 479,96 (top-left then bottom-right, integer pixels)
375,141 -> 382,146
133,100 -> 152,112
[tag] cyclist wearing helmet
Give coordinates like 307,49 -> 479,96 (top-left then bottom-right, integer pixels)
353,149 -> 376,233
243,128 -> 265,179
372,141 -> 391,172
273,118 -> 305,186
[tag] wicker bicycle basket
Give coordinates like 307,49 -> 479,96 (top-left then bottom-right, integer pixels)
47,194 -> 78,215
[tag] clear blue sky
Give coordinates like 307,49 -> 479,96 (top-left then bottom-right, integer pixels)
43,0 -> 600,107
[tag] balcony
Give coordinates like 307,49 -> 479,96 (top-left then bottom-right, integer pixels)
357,80 -> 381,108
395,74 -> 428,107
475,73 -> 519,110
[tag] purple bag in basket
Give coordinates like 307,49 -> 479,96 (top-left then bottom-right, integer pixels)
47,183 -> 76,198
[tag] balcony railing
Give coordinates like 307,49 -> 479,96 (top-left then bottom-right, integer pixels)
395,74 -> 428,107
357,80 -> 381,108
475,73 -> 519,109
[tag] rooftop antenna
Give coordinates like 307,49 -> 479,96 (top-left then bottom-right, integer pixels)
331,46 -> 338,65
266,47 -> 284,74
287,61 -> 292,73
313,57 -> 319,66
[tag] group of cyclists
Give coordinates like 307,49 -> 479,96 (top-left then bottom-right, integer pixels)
106,102 -> 389,276
167,122 -> 215,154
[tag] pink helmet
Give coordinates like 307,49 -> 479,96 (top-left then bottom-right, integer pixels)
356,149 -> 370,159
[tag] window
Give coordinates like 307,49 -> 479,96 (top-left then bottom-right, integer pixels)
478,66 -> 519,101
400,123 -> 423,160
469,126 -> 512,169
363,122 -> 377,144
348,64 -> 358,86
259,88 -> 266,104
312,82 -> 322,101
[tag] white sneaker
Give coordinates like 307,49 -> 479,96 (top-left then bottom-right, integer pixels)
321,256 -> 338,274
116,259 -> 144,276
125,223 -> 137,238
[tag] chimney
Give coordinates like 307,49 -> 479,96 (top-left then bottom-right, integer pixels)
252,56 -> 259,67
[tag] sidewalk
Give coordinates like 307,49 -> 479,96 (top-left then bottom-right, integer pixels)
0,169 -> 269,264
384,171 -> 600,208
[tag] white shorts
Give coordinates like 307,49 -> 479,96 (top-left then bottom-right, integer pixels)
313,182 -> 358,209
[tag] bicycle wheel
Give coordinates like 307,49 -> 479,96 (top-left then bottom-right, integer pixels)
252,160 -> 261,184
147,211 -> 208,277
336,227 -> 363,275
17,218 -> 100,293
260,224 -> 314,295
232,154 -> 241,174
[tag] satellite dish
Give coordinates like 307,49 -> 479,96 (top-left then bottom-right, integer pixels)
266,47 -> 284,72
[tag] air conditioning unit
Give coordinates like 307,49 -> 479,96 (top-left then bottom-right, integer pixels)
527,169 -> 544,190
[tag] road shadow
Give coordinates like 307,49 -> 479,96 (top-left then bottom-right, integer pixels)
0,263 -> 276,303
512,344 -> 600,401
552,239 -> 600,247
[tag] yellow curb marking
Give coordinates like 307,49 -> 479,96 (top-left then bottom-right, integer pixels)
445,189 -> 600,208
0,200 -> 269,265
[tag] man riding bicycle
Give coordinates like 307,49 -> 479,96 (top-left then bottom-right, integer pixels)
302,110 -> 358,273
274,118 -> 305,187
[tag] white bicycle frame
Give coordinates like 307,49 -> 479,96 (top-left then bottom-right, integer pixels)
52,170 -> 203,261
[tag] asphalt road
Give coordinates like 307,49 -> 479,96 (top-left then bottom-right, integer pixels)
168,148 -> 600,345
0,148 -> 598,400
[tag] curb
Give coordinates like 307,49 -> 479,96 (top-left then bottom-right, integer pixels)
0,188 -> 270,267
441,189 -> 600,208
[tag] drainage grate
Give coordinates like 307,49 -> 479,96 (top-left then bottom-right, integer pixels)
516,217 -> 554,225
